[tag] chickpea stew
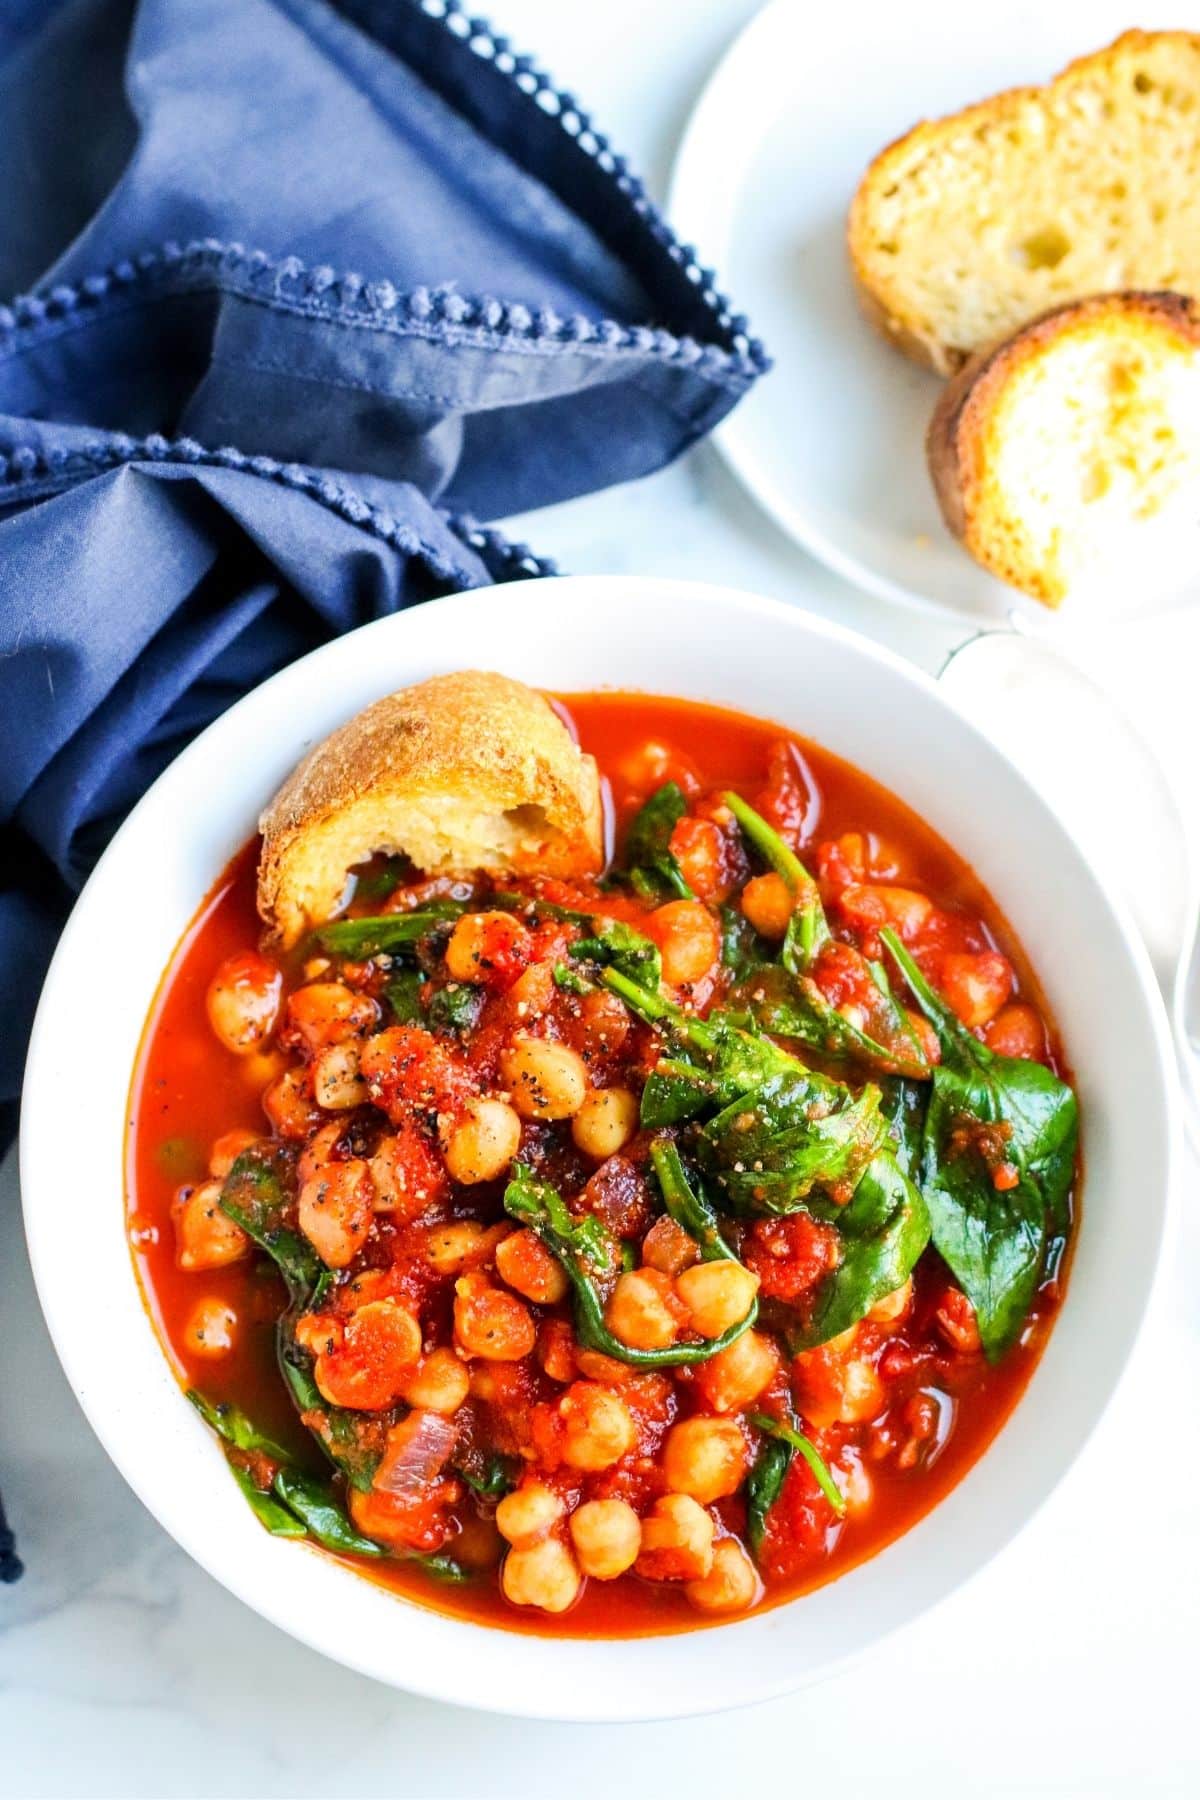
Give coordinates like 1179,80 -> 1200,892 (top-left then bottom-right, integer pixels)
127,693 -> 1078,1634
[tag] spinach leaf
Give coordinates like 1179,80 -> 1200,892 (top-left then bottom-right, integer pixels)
722,790 -> 829,966
606,968 -> 886,1208
384,968 -> 426,1023
353,856 -> 409,904
879,1076 -> 928,1180
649,1140 -> 733,1261
703,1076 -> 886,1213
749,1413 -> 845,1515
228,1461 -> 309,1537
746,1434 -> 790,1559
735,960 -> 932,1080
881,930 -> 1078,1361
455,1450 -> 518,1500
219,1146 -> 320,1305
219,1148 -> 381,1489
413,1551 -> 471,1584
552,962 -> 592,995
272,1469 -> 386,1557
606,968 -> 926,1347
719,905 -> 767,982
185,1390 -> 294,1464
428,982 -> 485,1037
503,1165 -> 757,1367
787,1149 -> 930,1350
570,917 -> 663,989
622,782 -> 694,899
316,903 -> 465,957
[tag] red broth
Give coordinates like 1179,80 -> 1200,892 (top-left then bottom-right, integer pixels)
127,692 -> 1075,1636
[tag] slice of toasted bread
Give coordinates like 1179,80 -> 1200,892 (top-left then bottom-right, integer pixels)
927,291 -> 1200,604
849,31 -> 1200,374
258,670 -> 604,945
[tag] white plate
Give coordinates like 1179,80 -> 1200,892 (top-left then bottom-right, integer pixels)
669,0 -> 1200,623
20,576 -> 1177,1717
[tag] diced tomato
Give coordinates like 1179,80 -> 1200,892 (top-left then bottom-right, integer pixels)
348,1481 -> 459,1553
757,1452 -> 839,1582
837,884 -> 934,948
753,740 -> 820,849
935,1286 -> 982,1355
312,1297 -> 422,1410
369,1119 -> 449,1218
359,1026 -> 476,1127
744,1215 -> 840,1304
668,816 -> 730,901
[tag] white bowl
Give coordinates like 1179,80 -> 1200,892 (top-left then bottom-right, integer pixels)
20,577 -> 1176,1719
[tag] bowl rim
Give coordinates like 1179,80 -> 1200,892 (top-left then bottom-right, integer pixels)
19,575 -> 1179,1719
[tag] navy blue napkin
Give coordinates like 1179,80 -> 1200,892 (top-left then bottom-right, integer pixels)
0,0 -> 765,1577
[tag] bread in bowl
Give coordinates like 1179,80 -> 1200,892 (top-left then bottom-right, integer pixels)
258,669 -> 604,944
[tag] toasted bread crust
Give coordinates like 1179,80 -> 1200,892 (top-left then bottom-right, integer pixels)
927,291 -> 1200,602
849,30 -> 1200,373
258,671 -> 603,945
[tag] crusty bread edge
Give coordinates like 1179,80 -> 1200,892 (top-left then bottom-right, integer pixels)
256,670 -> 604,944
847,30 -> 1200,374
926,289 -> 1200,603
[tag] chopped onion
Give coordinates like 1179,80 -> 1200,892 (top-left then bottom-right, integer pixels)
372,1410 -> 457,1497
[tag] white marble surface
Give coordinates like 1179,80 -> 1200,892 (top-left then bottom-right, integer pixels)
3,2 -> 1199,1794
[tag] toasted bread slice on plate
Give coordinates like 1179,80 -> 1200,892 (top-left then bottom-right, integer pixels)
259,670 -> 603,945
927,291 -> 1200,604
849,30 -> 1200,375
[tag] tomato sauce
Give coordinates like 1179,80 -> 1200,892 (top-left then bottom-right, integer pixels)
127,692 -> 1075,1636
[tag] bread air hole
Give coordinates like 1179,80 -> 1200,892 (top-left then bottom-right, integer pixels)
1009,226 -> 1071,271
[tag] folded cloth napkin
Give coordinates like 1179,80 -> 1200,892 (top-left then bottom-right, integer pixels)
0,0 -> 766,1579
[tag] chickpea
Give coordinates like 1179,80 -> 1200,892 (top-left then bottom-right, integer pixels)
571,1086 -> 639,1160
693,1328 -> 780,1414
206,951 -> 282,1055
423,1219 -> 507,1274
286,981 -> 377,1052
184,1296 -> 237,1358
798,1353 -> 885,1428
444,1097 -> 522,1185
839,1456 -> 873,1516
674,1261 -> 759,1338
174,1180 -> 251,1271
312,1041 -> 367,1110
937,951 -> 1014,1029
740,872 -> 793,940
207,1128 -> 259,1179
984,1001 -> 1046,1061
495,1482 -> 565,1546
538,1318 -> 577,1384
636,1493 -> 715,1582
396,1347 -> 470,1416
685,1538 -> 760,1615
662,1416 -> 749,1504
454,1272 -> 537,1361
262,1065 -> 321,1141
647,900 -> 721,986
495,1228 -> 569,1305
605,1269 -> 681,1351
868,1278 -> 914,1325
444,911 -> 531,984
297,1159 -> 374,1268
569,1498 -> 641,1579
839,884 -> 934,940
559,1381 -> 637,1471
500,1035 -> 588,1120
501,1537 -> 581,1614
